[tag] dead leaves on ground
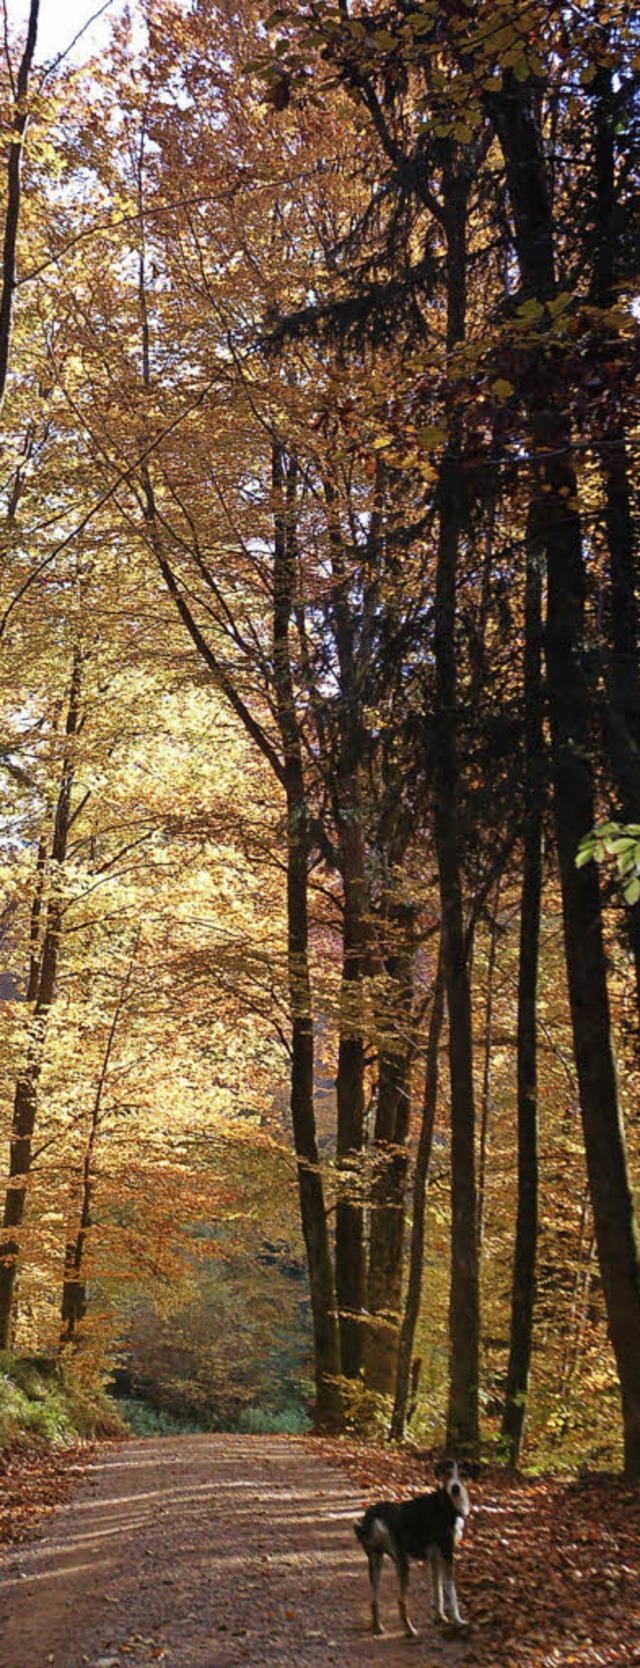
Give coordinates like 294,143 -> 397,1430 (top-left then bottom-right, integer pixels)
0,1438 -> 97,1546
308,1437 -> 640,1668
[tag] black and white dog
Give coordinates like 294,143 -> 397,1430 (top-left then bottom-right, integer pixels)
354,1461 -> 470,1637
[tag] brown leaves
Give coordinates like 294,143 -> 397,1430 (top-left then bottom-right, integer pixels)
0,1437 -> 97,1547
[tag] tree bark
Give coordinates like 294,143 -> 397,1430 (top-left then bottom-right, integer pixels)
365,904 -> 416,1396
476,887 -> 500,1254
434,153 -> 480,1458
335,796 -> 367,1378
0,647 -> 82,1348
390,950 -> 445,1440
324,477 -> 368,1380
589,63 -> 640,1011
502,498 -> 545,1464
272,444 -> 343,1429
61,936 -> 139,1347
489,74 -> 640,1476
0,0 -> 40,413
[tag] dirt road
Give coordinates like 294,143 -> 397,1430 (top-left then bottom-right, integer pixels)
0,1435 -> 474,1668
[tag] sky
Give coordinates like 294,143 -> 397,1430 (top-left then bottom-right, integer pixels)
9,0 -> 129,67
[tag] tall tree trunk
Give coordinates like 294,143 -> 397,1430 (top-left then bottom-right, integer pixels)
273,445 -> 342,1429
0,0 -> 40,414
434,153 -> 479,1458
324,476 -> 368,1380
0,648 -> 82,1348
590,63 -> 640,1010
335,794 -> 367,1378
365,905 -> 416,1397
61,936 -> 139,1347
390,949 -> 445,1440
488,75 -> 640,1476
476,887 -> 500,1253
502,499 -> 545,1464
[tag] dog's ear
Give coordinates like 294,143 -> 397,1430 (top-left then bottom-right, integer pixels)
434,1456 -> 456,1484
435,1456 -> 480,1483
457,1460 -> 481,1481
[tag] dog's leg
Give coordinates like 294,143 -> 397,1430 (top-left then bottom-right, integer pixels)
368,1549 -> 384,1635
441,1557 -> 467,1628
394,1549 -> 418,1639
431,1548 -> 446,1623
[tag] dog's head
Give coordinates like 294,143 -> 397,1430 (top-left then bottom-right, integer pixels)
434,1458 -> 471,1529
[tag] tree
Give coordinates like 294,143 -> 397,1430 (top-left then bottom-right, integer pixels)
0,645 -> 83,1346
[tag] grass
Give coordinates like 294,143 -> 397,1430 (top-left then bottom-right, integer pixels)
114,1393 -> 313,1438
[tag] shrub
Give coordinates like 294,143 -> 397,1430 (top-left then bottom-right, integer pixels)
236,1402 -> 312,1435
0,1353 -> 127,1452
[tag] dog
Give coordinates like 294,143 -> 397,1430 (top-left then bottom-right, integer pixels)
353,1460 -> 470,1637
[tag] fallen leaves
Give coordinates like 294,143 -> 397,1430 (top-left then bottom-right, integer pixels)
0,1436 -> 98,1547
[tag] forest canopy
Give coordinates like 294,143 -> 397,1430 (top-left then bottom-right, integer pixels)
1,0 -> 639,1473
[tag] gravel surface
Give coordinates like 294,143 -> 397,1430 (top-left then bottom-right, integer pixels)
0,1434 -> 474,1668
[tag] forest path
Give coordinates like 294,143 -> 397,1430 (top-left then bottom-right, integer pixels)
0,1434 -> 474,1668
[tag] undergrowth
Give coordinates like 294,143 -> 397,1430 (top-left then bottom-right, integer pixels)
0,1351 -> 128,1451
116,1394 -> 313,1437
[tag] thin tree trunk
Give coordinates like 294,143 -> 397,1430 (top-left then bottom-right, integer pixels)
489,74 -> 640,1476
434,153 -> 479,1458
390,949 -> 445,1440
335,801 -> 367,1378
502,499 -> 545,1463
324,476 -> 368,1380
61,936 -> 139,1346
26,832 -> 48,1003
476,887 -> 500,1253
272,444 -> 342,1428
0,647 -> 82,1348
364,903 -> 416,1397
589,63 -> 640,1010
0,0 -> 40,413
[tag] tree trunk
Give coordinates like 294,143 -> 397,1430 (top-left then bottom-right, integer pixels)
390,950 -> 445,1440
0,0 -> 40,414
272,444 -> 343,1429
590,64 -> 640,1010
364,902 -> 416,1397
335,802 -> 367,1378
0,648 -> 82,1348
502,499 -> 545,1464
324,475 -> 369,1381
61,936 -> 139,1347
489,74 -> 640,1477
434,154 -> 479,1458
476,887 -> 500,1253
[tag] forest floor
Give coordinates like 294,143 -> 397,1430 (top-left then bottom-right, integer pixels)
0,1432 -> 639,1668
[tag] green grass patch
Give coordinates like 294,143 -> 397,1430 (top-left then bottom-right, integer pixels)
236,1402 -> 312,1435
115,1397 -> 209,1437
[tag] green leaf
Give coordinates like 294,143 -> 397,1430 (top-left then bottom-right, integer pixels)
418,422 -> 447,448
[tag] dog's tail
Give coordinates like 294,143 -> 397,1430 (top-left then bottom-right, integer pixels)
354,1517 -> 366,1545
